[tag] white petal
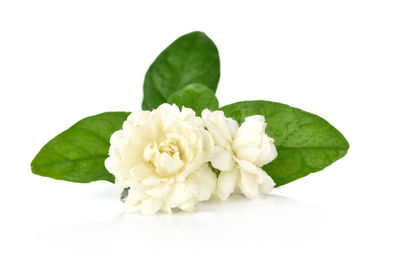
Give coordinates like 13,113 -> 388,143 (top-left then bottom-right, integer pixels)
244,115 -> 265,123
104,157 -> 115,174
156,152 -> 184,175
145,183 -> 170,198
125,189 -> 147,207
127,110 -> 151,125
233,115 -> 265,148
161,204 -> 172,213
212,111 -> 234,141
201,109 -> 211,119
179,201 -> 196,212
238,168 -> 260,198
226,117 -> 239,137
235,158 -> 276,198
126,110 -> 141,121
209,127 -> 229,148
211,146 -> 234,171
142,176 -> 161,185
129,164 -> 154,182
140,197 -> 163,215
167,182 -> 192,207
109,130 -> 125,146
180,106 -> 196,120
260,173 -> 275,195
255,136 -> 278,167
187,164 -> 217,201
201,130 -> 215,162
166,133 -> 193,163
216,168 -> 239,201
233,144 -> 260,164
235,158 -> 265,183
202,110 -> 232,147
157,103 -> 180,114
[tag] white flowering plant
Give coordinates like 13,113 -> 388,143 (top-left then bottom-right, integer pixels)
31,31 -> 349,215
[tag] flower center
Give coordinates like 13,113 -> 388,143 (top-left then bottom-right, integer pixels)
143,141 -> 184,177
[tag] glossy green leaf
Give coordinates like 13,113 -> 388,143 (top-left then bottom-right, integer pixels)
31,112 -> 130,183
221,101 -> 349,186
142,31 -> 220,110
167,83 -> 219,115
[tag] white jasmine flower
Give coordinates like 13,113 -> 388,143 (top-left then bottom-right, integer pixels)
202,110 -> 277,201
105,104 -> 216,215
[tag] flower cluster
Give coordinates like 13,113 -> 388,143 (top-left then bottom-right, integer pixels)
105,104 -> 277,215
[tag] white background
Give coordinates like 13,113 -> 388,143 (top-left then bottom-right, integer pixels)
1,0 -> 399,259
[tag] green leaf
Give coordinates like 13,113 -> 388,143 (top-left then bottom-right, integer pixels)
121,188 -> 129,202
221,101 -> 349,186
167,83 -> 219,115
142,31 -> 220,110
31,112 -> 130,183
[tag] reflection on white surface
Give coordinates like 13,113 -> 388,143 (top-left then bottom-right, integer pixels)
37,194 -> 325,258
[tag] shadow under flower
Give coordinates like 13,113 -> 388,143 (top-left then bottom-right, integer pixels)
115,194 -> 325,241
37,194 -> 325,258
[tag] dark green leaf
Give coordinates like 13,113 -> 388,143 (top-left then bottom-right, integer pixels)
221,101 -> 349,186
167,83 -> 219,115
31,112 -> 130,183
121,188 -> 129,202
142,31 -> 220,110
